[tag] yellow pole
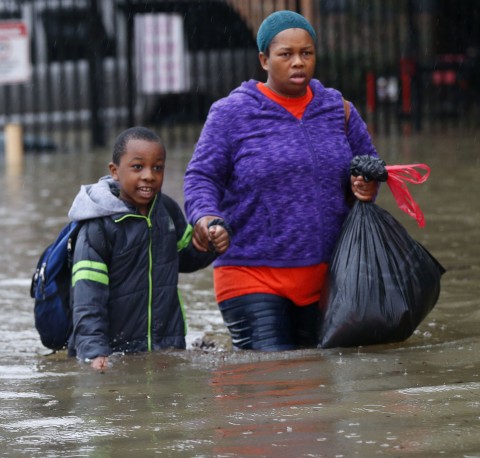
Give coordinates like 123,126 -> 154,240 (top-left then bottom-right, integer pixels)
5,123 -> 24,174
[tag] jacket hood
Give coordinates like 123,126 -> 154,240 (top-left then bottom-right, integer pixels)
68,176 -> 131,221
232,80 -> 264,99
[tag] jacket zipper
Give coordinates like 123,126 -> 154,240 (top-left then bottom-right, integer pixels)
146,217 -> 153,351
114,195 -> 157,352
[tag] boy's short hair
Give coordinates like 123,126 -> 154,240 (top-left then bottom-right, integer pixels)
112,126 -> 164,164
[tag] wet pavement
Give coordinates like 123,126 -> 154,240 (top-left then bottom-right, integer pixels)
0,129 -> 479,457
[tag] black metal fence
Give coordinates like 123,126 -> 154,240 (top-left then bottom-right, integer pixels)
1,0 -> 479,154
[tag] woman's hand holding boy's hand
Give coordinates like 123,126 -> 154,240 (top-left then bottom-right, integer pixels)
193,216 -> 218,252
193,216 -> 231,254
351,175 -> 378,202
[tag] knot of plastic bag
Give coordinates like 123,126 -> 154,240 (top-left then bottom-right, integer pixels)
350,155 -> 388,182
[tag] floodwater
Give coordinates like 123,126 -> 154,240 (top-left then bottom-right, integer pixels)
0,128 -> 479,457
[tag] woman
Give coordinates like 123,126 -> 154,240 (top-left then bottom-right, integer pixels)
183,10 -> 378,351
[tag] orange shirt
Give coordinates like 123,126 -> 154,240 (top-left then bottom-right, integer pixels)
256,82 -> 313,119
214,264 -> 328,306
214,82 -> 327,306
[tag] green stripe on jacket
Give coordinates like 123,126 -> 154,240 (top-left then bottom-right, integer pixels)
72,260 -> 109,287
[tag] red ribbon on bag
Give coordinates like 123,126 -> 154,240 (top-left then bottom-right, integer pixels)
385,164 -> 430,228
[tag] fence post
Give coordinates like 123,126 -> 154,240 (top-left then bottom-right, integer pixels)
405,0 -> 422,131
125,0 -> 136,128
88,0 -> 106,147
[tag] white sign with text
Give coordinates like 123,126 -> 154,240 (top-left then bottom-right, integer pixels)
0,22 -> 31,85
135,14 -> 190,94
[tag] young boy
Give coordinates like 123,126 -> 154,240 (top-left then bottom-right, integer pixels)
68,127 -> 230,370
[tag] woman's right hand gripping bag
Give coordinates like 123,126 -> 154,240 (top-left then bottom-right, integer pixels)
318,156 -> 446,349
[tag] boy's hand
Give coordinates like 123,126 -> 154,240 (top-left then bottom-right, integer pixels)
90,356 -> 109,371
208,225 -> 230,254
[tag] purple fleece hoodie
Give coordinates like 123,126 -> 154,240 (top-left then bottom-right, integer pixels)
184,79 -> 377,267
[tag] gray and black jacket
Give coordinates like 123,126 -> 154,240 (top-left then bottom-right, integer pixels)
67,177 -> 215,361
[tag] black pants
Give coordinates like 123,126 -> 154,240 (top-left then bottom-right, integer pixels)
218,293 -> 319,351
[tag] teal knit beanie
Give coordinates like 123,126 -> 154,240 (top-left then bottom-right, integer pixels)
256,10 -> 317,53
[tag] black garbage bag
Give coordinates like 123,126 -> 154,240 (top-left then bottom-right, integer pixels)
318,201 -> 446,348
318,156 -> 445,348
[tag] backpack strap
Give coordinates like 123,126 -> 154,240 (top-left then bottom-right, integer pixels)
88,217 -> 111,264
159,193 -> 188,245
343,97 -> 351,134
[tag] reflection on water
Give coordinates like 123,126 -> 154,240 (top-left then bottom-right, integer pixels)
0,130 -> 479,456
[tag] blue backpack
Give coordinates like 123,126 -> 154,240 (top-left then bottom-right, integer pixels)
30,221 -> 81,350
